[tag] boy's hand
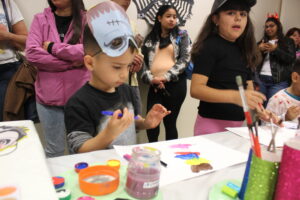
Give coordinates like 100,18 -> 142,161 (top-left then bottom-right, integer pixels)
144,104 -> 171,129
105,108 -> 134,140
285,106 -> 300,121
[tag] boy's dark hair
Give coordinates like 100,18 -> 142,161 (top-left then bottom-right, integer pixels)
293,59 -> 300,74
83,24 -> 137,56
48,0 -> 85,45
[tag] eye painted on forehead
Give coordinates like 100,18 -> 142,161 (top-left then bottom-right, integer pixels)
104,36 -> 127,50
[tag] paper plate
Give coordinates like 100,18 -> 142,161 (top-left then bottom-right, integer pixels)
59,164 -> 163,200
209,179 -> 241,200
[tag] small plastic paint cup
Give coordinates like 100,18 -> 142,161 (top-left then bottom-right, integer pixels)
107,159 -> 121,170
56,188 -> 71,200
75,162 -> 89,173
52,176 -> 65,189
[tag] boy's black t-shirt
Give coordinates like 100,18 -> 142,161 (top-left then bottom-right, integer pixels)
193,34 -> 252,121
65,82 -> 139,153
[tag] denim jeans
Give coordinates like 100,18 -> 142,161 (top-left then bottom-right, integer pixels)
258,75 -> 289,106
0,62 -> 20,121
37,103 -> 66,157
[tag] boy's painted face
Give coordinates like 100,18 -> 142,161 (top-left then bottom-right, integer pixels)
86,48 -> 136,93
158,8 -> 177,30
214,10 -> 248,42
51,0 -> 71,9
265,21 -> 278,39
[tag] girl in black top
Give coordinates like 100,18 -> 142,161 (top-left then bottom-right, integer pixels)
256,17 -> 296,104
190,0 -> 267,135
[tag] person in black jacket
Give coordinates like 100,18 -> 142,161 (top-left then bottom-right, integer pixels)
256,16 -> 296,105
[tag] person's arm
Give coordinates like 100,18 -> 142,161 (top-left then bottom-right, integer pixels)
0,20 -> 27,50
140,42 -> 154,84
77,108 -> 134,153
48,43 -> 84,64
135,104 -> 170,130
25,16 -> 74,72
190,74 -> 265,109
270,38 -> 296,64
164,31 -> 191,82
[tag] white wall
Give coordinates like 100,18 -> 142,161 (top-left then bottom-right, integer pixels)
281,0 -> 300,33
13,0 -> 300,142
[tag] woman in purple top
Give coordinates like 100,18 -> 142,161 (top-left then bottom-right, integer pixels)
26,0 -> 90,157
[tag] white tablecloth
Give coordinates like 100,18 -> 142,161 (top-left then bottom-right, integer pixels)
47,132 -> 251,200
0,120 -> 57,200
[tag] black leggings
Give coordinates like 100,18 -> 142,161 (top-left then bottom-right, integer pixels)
146,74 -> 187,142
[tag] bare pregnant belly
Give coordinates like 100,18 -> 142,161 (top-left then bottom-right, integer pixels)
151,44 -> 175,77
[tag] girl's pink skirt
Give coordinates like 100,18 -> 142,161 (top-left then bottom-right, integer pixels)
194,114 -> 244,136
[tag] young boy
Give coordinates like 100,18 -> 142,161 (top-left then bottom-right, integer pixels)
267,59 -> 300,122
64,1 -> 170,153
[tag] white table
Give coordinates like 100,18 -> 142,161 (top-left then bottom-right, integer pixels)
47,132 -> 251,200
0,120 -> 57,200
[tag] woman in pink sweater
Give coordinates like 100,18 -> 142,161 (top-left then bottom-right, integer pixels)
26,0 -> 90,157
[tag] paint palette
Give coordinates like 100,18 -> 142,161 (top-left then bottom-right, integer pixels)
209,180 -> 241,200
59,164 -> 163,200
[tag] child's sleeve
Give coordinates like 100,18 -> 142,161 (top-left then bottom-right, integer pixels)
164,31 -> 191,82
51,43 -> 84,63
64,98 -> 95,153
270,38 -> 296,65
266,92 -> 287,117
141,41 -> 154,84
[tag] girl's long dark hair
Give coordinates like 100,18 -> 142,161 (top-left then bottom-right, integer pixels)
146,5 -> 179,44
191,12 -> 261,70
48,0 -> 85,44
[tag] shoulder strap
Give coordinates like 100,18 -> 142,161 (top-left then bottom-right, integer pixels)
1,0 -> 13,32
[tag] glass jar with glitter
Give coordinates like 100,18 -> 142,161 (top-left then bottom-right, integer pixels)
125,146 -> 161,199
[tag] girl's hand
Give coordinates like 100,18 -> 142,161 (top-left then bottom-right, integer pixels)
241,90 -> 266,110
151,76 -> 167,85
257,109 -> 283,126
265,43 -> 278,52
258,42 -> 268,52
43,41 -> 51,51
